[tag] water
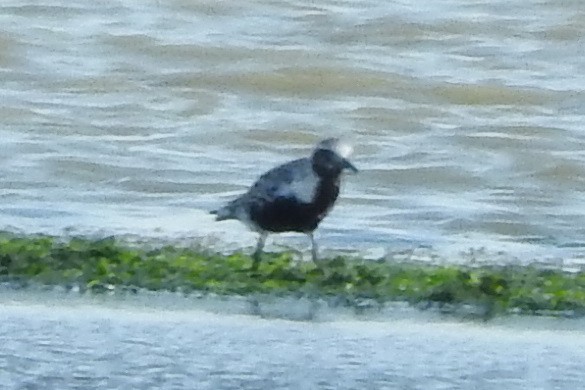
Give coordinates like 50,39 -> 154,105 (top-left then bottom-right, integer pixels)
1,291 -> 584,389
1,0 -> 585,263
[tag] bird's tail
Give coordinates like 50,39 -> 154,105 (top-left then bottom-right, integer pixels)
210,202 -> 237,221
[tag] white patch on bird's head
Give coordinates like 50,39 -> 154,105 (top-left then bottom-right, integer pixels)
315,138 -> 354,159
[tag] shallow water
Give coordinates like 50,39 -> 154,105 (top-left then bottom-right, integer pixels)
1,291 -> 585,390
1,0 -> 585,263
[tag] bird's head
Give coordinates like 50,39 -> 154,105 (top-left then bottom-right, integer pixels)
311,138 -> 358,178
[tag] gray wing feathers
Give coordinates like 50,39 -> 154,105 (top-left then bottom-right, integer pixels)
248,158 -> 315,203
212,158 -> 315,222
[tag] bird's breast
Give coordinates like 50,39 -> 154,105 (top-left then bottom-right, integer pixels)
311,177 -> 340,218
248,176 -> 340,233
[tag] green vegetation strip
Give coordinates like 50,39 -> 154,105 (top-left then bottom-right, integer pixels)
1,232 -> 585,318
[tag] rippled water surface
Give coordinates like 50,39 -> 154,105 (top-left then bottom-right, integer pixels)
2,0 -> 585,262
1,292 -> 585,389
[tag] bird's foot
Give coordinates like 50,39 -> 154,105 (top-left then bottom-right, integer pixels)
241,252 -> 261,275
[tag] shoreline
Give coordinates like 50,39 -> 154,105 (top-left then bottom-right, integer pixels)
1,232 -> 584,320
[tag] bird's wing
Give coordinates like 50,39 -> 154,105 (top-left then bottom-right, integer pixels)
247,158 -> 318,204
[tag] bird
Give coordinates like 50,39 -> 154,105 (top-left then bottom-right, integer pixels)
211,138 -> 358,270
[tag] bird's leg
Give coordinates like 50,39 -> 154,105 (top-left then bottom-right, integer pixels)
308,232 -> 318,264
251,232 -> 267,271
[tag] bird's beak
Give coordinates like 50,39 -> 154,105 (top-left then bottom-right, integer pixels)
342,158 -> 358,173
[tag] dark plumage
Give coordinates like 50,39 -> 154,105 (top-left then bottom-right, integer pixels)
212,138 -> 357,269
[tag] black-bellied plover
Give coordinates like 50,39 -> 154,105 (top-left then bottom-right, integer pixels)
212,138 -> 358,270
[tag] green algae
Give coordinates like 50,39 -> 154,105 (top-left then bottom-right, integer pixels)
1,232 -> 584,319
